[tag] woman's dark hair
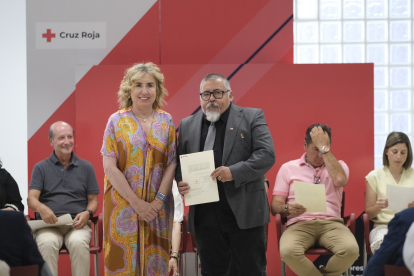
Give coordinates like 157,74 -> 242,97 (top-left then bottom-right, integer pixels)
0,159 -> 2,169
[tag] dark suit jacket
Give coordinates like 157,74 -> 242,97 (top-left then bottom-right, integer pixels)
0,210 -> 46,271
176,104 -> 275,234
364,208 -> 414,276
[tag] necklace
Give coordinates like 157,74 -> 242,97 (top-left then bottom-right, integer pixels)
132,109 -> 153,122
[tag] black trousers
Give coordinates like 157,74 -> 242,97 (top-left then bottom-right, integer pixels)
194,222 -> 267,276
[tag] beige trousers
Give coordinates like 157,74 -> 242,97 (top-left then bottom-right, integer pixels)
280,219 -> 359,276
34,224 -> 91,276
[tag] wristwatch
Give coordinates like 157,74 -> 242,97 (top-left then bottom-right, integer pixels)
86,209 -> 93,220
320,146 -> 330,154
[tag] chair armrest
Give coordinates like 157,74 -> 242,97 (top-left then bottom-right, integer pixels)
191,234 -> 197,254
275,214 -> 283,252
349,213 -> 356,235
90,214 -> 103,253
182,214 -> 188,253
98,214 -> 103,253
179,222 -> 184,253
363,213 -> 373,255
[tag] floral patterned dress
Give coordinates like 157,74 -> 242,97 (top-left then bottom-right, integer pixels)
101,108 -> 176,276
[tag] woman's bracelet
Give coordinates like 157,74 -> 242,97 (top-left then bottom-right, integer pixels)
171,251 -> 179,256
155,192 -> 167,202
170,255 -> 178,261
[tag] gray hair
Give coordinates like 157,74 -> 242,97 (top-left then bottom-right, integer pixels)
200,73 -> 231,93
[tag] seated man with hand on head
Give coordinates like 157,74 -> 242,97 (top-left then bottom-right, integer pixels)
271,124 -> 358,276
27,121 -> 100,276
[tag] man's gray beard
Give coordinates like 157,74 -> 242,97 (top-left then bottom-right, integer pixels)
205,102 -> 221,122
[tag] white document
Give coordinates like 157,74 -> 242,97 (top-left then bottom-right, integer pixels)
294,181 -> 327,213
27,213 -> 74,231
387,184 -> 414,212
180,150 -> 219,206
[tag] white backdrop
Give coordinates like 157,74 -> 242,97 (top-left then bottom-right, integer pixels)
0,0 -> 28,212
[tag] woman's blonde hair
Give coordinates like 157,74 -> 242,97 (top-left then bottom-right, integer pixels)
118,62 -> 168,110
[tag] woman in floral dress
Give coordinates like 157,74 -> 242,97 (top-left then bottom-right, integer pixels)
101,62 -> 176,276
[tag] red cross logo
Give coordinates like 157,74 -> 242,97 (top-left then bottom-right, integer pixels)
42,29 -> 56,42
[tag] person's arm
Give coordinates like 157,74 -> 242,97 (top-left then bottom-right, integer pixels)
168,222 -> 181,276
365,180 -> 388,220
103,155 -> 158,222
364,212 -> 406,276
175,121 -> 191,196
271,195 -> 306,217
150,163 -> 177,211
27,189 -> 58,224
3,170 -> 24,211
73,194 -> 98,229
224,109 -> 275,188
310,126 -> 347,187
403,223 -> 414,274
151,117 -> 177,210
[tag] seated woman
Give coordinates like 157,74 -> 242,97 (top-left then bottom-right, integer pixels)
0,159 -> 24,212
365,132 -> 414,253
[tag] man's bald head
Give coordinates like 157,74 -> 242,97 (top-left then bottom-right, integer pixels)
49,121 -> 74,139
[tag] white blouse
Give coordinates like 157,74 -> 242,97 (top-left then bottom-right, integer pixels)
172,180 -> 184,223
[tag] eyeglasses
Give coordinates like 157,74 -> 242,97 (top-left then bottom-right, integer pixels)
313,175 -> 321,184
200,90 -> 230,101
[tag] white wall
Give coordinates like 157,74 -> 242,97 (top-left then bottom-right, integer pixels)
0,0 -> 28,213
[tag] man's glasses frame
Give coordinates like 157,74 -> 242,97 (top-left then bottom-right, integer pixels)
200,90 -> 230,101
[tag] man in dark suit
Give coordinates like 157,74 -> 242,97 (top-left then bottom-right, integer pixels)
0,210 -> 52,276
365,207 -> 414,276
176,73 -> 275,276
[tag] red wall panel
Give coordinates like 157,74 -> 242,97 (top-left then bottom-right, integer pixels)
160,0 -> 292,64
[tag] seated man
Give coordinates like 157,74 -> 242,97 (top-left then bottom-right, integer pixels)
365,207 -> 414,276
28,121 -> 100,276
271,124 -> 358,276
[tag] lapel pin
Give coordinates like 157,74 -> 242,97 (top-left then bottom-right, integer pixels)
230,128 -> 233,130
240,133 -> 244,138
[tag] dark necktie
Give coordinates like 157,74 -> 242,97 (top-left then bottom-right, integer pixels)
203,122 -> 216,151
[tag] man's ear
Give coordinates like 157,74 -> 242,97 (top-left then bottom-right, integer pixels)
303,140 -> 307,151
229,91 -> 234,102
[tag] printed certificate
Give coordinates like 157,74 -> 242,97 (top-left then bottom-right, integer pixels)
294,181 -> 327,213
180,150 -> 219,206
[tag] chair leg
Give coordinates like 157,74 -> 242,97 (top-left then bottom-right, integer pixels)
182,253 -> 186,276
94,253 -> 99,276
363,240 -> 368,269
195,253 -> 199,276
281,260 -> 286,276
178,253 -> 183,276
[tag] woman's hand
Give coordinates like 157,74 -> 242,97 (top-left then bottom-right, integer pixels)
132,200 -> 159,222
168,258 -> 178,276
288,203 -> 306,217
150,198 -> 164,214
168,256 -> 178,276
376,198 -> 388,209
